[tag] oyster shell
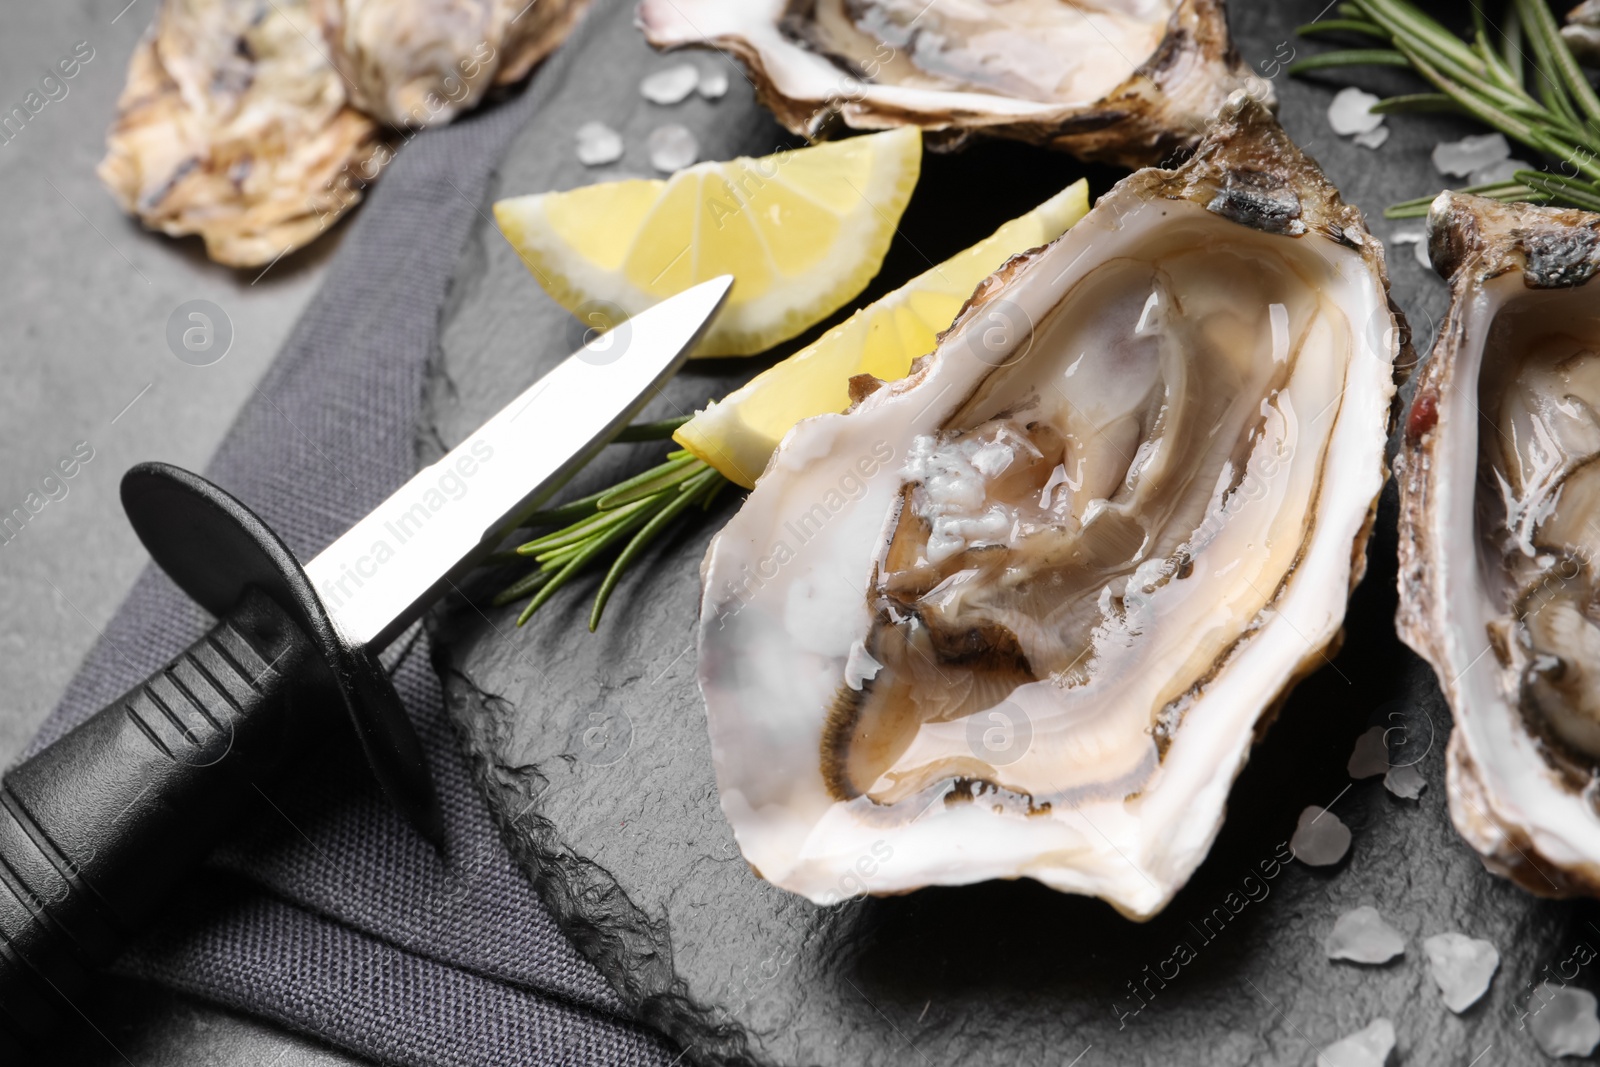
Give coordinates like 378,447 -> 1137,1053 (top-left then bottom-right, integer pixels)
1397,192 -> 1600,898
100,0 -> 591,266
1565,0 -> 1600,65
99,0 -> 385,268
696,97 -> 1401,918
637,0 -> 1269,167
312,0 -> 591,127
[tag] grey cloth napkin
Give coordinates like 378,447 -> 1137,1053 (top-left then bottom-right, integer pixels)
30,42 -> 677,1067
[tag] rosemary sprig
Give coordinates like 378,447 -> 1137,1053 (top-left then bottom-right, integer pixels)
1291,0 -> 1600,216
488,415 -> 732,631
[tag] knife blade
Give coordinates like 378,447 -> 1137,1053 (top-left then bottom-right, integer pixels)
0,276 -> 732,1050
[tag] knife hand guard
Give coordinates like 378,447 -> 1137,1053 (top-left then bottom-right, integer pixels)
0,463 -> 440,1050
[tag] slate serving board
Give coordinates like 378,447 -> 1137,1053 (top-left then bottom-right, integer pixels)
427,1 -> 1600,1063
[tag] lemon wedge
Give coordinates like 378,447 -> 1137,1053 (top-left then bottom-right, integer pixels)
674,180 -> 1091,487
493,128 -> 922,358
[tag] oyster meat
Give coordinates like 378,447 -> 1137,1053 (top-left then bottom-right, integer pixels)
696,98 -> 1401,918
637,0 -> 1268,166
1397,192 -> 1600,897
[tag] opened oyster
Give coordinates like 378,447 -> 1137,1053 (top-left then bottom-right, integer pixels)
697,98 -> 1401,918
637,0 -> 1267,166
1397,192 -> 1600,897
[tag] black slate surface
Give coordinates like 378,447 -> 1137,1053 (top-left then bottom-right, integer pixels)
428,2 -> 1600,1063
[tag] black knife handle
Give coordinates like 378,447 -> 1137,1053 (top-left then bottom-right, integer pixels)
0,588 -> 323,1042
0,463 -> 440,1049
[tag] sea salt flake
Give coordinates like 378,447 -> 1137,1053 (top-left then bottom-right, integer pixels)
1348,725 -> 1389,778
1422,932 -> 1499,1012
1469,158 -> 1531,186
1384,761 -> 1426,799
648,124 -> 699,173
1530,982 -> 1600,1057
641,64 -> 700,105
1325,905 -> 1405,964
698,68 -> 730,100
1292,805 -> 1351,866
1354,125 -> 1390,150
1328,86 -> 1384,136
574,121 -> 623,167
1317,1018 -> 1395,1067
1432,132 -> 1511,178
1392,228 -> 1432,271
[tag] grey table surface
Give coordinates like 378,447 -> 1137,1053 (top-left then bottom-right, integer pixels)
0,2 -> 368,1063
0,0 -> 1565,1064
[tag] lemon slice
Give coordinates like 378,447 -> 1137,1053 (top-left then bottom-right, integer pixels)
674,180 -> 1091,487
493,128 -> 922,358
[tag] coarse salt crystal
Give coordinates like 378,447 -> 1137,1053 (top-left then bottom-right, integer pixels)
1384,761 -> 1425,799
641,64 -> 700,105
1422,932 -> 1499,1013
1292,805 -> 1351,866
575,121 -> 623,167
1432,132 -> 1511,178
1317,1018 -> 1395,1067
1325,905 -> 1405,964
1530,983 -> 1600,1057
1328,87 -> 1384,136
698,69 -> 730,100
647,124 -> 699,173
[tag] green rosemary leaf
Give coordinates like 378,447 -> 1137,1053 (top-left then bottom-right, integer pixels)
583,454 -> 699,512
1516,0 -> 1600,131
1368,92 -> 1459,113
1475,28 -> 1523,94
1382,202 -> 1433,219
1518,170 -> 1600,212
1395,42 -> 1543,146
1296,19 -> 1386,39
516,501 -> 661,625
1513,0 -> 1584,125
701,476 -> 728,511
589,468 -> 724,631
523,487 -> 615,528
597,456 -> 705,510
1287,48 -> 1411,74
1502,3 -> 1524,87
491,567 -> 554,607
1357,0 -> 1534,115
518,494 -> 656,555
612,415 -> 692,442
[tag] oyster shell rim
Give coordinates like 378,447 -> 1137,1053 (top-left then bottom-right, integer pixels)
636,0 -> 1273,168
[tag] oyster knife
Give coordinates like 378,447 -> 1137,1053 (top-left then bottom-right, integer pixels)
0,277 -> 733,1050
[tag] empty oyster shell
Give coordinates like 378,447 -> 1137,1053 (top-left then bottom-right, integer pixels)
637,0 -> 1269,166
1397,192 -> 1600,898
696,97 -> 1402,918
